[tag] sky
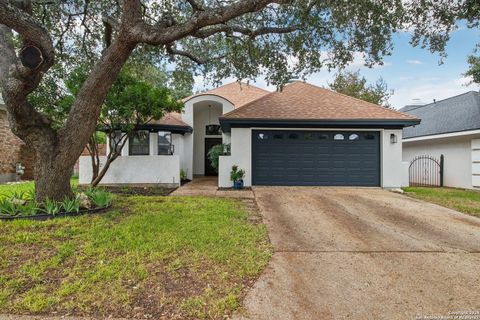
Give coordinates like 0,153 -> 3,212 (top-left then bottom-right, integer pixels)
193,25 -> 480,110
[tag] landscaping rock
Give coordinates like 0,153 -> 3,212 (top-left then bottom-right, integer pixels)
77,193 -> 92,209
10,198 -> 26,206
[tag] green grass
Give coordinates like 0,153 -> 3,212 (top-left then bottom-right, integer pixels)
403,187 -> 480,217
0,195 -> 272,319
0,178 -> 79,200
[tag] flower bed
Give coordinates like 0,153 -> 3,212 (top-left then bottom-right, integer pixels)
0,187 -> 113,221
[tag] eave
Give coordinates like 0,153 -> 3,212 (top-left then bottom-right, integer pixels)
219,118 -> 421,133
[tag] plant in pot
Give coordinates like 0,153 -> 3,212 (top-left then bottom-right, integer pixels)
230,165 -> 245,189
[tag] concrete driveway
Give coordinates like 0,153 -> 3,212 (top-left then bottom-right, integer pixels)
234,187 -> 480,320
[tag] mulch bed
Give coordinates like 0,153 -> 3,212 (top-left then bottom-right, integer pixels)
0,204 -> 112,221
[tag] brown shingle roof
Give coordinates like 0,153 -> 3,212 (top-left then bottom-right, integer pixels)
151,112 -> 189,127
221,81 -> 419,121
183,82 -> 270,108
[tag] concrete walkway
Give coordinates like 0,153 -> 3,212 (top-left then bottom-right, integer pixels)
171,176 -> 254,199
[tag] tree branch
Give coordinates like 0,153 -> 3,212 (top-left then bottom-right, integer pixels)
185,0 -> 205,12
165,43 -> 206,64
192,24 -> 299,39
131,0 -> 289,45
0,2 -> 56,145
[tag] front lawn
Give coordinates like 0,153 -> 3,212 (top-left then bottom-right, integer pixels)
0,178 -> 79,199
403,187 -> 480,217
0,195 -> 271,319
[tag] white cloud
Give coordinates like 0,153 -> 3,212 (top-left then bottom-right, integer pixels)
453,76 -> 473,86
406,59 -> 423,65
345,52 -> 392,70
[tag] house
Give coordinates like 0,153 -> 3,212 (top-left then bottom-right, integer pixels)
0,95 -> 35,183
79,81 -> 419,188
401,91 -> 480,189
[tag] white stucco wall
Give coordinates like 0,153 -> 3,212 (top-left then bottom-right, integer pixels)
81,131 -> 184,186
79,155 -> 180,186
381,129 -> 405,188
219,128 -> 405,188
219,128 -> 252,188
403,135 -> 477,189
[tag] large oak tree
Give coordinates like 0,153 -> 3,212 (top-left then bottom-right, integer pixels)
0,0 -> 472,201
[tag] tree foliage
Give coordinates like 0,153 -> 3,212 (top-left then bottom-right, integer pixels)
65,64 -> 183,186
329,71 -> 393,107
0,0 -> 475,201
466,55 -> 480,84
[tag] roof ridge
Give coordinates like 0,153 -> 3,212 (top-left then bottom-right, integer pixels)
288,81 -> 416,119
402,91 -> 479,110
220,86 -> 278,117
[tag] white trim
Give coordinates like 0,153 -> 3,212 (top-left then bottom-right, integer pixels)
403,129 -> 480,142
251,127 -> 382,132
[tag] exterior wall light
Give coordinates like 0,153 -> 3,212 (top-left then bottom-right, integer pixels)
390,133 -> 397,144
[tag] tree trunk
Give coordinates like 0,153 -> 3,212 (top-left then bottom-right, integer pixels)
34,147 -> 75,202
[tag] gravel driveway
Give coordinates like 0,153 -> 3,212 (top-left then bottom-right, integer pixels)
234,187 -> 480,320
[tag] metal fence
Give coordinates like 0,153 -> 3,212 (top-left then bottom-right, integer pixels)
409,154 -> 444,187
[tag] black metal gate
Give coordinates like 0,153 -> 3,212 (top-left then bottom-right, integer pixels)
409,154 -> 444,187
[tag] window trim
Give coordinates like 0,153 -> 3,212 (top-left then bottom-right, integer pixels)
129,130 -> 150,156
157,131 -> 173,155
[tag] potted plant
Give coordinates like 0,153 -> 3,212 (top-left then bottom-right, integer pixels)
230,165 -> 245,189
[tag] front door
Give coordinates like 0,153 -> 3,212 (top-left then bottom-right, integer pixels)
205,138 -> 223,176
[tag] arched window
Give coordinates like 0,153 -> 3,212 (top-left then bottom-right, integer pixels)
318,133 -> 329,140
349,134 -> 360,141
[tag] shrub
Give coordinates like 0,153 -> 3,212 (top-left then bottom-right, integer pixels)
230,165 -> 245,182
84,188 -> 112,207
17,202 -> 39,216
0,199 -> 18,216
61,197 -> 81,213
207,144 -> 230,173
180,169 -> 188,181
42,199 -> 61,215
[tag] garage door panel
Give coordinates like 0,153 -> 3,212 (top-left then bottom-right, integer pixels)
252,130 -> 380,186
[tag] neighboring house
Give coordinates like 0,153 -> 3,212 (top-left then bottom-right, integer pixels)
401,91 -> 480,189
79,81 -> 419,188
0,95 -> 35,183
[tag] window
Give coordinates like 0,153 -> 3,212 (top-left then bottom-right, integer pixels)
318,133 -> 329,140
129,130 -> 150,155
158,131 -> 172,155
349,134 -> 360,141
303,133 -> 315,140
257,133 -> 268,140
288,133 -> 299,139
109,131 -> 123,155
365,133 -> 376,140
334,133 -> 345,140
206,124 -> 221,135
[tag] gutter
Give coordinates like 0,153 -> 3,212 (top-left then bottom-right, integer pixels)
219,118 -> 421,133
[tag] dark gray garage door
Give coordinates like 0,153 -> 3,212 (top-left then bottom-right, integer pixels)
252,130 -> 380,186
